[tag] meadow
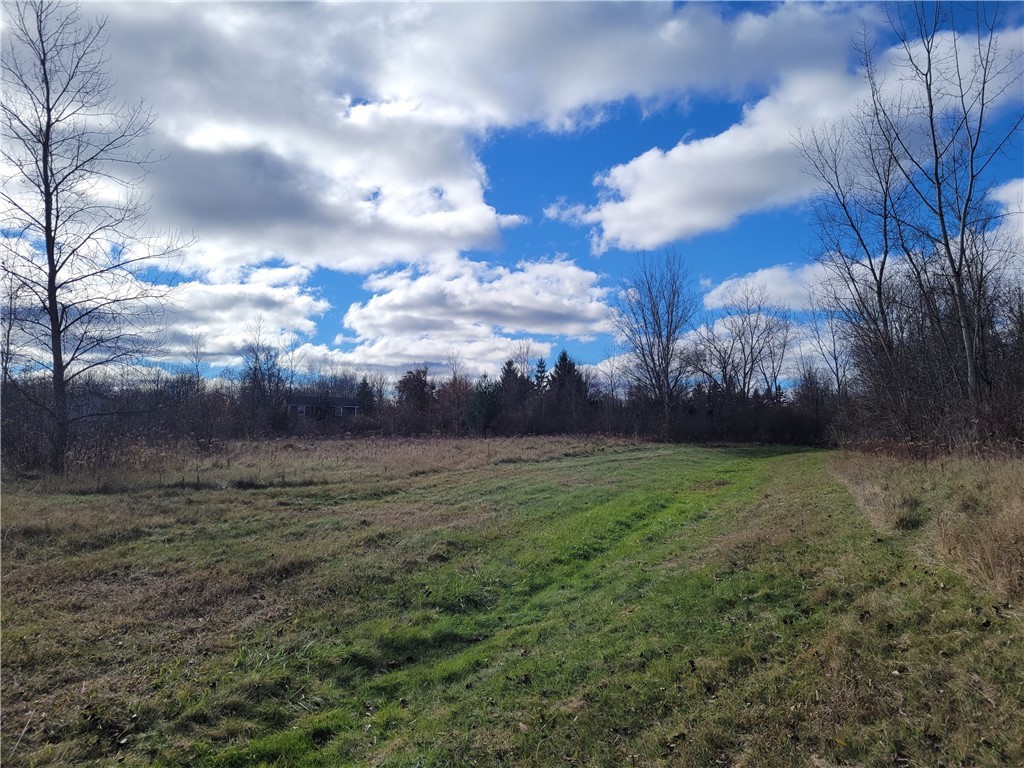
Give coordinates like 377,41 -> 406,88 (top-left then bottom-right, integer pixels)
2,437 -> 1022,767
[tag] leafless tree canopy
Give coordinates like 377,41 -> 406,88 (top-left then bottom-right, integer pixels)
798,0 -> 1023,444
686,284 -> 793,412
613,249 -> 699,424
1,0 -> 182,470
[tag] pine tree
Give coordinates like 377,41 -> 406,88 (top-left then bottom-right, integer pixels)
534,357 -> 548,392
499,359 -> 530,404
355,376 -> 375,415
547,350 -> 586,398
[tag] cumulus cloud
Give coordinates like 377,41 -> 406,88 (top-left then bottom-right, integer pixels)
990,177 -> 1024,284
551,69 -> 866,252
556,22 -> 1023,253
160,279 -> 330,366
97,5 -> 516,278
336,258 -> 611,372
363,2 -> 868,130
992,178 -> 1024,210
91,1 -> 872,279
991,177 -> 1024,242
703,262 -> 829,311
142,120 -> 509,278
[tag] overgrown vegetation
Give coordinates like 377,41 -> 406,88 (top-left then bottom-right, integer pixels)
3,438 -> 1021,766
837,450 -> 1024,601
1,337 -> 823,476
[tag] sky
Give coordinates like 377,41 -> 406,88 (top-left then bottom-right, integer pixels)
12,1 -> 1024,379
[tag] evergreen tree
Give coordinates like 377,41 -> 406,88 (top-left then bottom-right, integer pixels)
465,375 -> 502,434
547,350 -> 587,399
499,359 -> 531,404
355,376 -> 375,415
546,350 -> 590,432
534,357 -> 548,392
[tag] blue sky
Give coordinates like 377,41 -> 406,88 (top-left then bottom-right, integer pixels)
45,1 -> 1022,378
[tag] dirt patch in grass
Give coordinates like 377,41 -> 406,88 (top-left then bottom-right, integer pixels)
688,477 -> 734,491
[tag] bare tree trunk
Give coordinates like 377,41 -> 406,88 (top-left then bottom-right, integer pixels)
43,119 -> 69,471
2,1 -> 184,472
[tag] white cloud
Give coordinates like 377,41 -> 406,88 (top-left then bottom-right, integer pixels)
703,263 -> 828,310
992,178 -> 1024,212
90,1 -> 872,279
335,257 -> 611,372
243,265 -> 313,288
363,2 -> 867,131
160,280 -> 330,366
991,177 -> 1024,285
552,70 -> 866,252
555,22 -> 1023,253
97,5 -> 517,278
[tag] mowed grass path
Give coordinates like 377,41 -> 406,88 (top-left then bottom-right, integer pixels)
3,440 -> 1022,766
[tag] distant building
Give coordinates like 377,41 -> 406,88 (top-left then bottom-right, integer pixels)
284,395 -> 359,420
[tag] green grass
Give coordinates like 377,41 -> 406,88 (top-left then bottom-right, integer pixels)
2,439 -> 1022,766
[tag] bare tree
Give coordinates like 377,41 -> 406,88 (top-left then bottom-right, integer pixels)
238,317 -> 286,434
806,292 -> 851,405
598,347 -> 626,405
437,350 -> 471,433
687,284 -> 791,405
797,112 -> 905,367
721,285 -> 788,401
757,307 -> 793,401
2,1 -> 182,471
363,369 -> 391,407
797,112 -> 922,437
595,350 -> 627,432
613,249 -> 699,425
800,2 -> 1022,440
278,335 -> 306,393
442,347 -> 467,383
184,331 -> 207,381
867,2 -> 1022,417
688,319 -> 739,402
511,339 -> 537,381
1,265 -> 25,388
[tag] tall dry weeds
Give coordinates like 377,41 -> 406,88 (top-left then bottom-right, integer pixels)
834,451 -> 1024,600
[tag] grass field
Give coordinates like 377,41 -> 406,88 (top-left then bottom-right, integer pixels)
2,437 -> 1022,767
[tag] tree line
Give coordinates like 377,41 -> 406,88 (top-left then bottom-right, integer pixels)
0,324 -> 827,472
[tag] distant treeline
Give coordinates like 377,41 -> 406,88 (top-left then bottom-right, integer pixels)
0,348 -> 825,472
4,300 -> 1022,473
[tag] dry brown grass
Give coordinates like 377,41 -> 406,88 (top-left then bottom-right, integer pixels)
834,450 -> 1024,599
10,435 -> 631,498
